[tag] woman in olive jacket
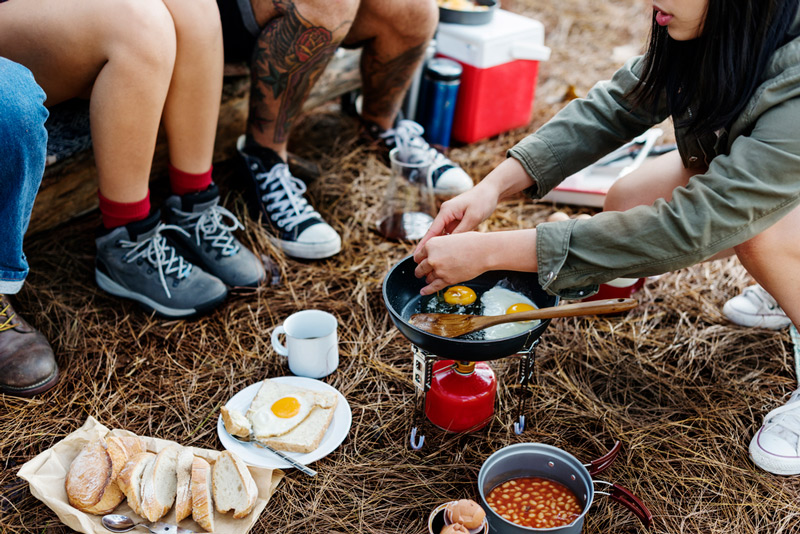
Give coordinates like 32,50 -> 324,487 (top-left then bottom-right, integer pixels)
414,0 -> 800,475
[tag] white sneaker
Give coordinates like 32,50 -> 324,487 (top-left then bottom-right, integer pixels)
749,389 -> 800,474
722,284 -> 791,330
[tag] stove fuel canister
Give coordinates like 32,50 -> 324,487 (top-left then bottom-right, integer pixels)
425,360 -> 497,433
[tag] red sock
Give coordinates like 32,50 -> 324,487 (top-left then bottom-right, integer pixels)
98,190 -> 151,229
169,164 -> 213,196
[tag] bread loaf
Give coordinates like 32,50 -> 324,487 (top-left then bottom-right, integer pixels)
191,456 -> 214,532
65,438 -> 125,515
174,447 -> 195,523
117,452 -> 155,517
212,450 -> 257,519
139,445 -> 181,521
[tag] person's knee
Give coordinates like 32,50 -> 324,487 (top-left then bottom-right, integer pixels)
282,0 -> 359,32
162,0 -> 222,46
603,179 -> 636,212
377,0 -> 438,42
111,0 -> 177,76
0,60 -> 48,153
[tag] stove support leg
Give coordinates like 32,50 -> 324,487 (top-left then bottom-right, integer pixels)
513,340 -> 538,435
410,347 -> 434,450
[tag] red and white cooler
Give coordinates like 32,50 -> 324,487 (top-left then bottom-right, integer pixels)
435,9 -> 551,144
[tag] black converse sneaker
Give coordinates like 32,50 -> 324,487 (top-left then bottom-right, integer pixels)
367,119 -> 474,198
95,211 -> 228,318
164,184 -> 266,288
236,136 -> 341,259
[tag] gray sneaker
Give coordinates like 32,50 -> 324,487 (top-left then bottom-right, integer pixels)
164,184 -> 266,288
95,211 -> 228,318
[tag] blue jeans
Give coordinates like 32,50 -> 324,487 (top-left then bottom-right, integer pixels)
0,57 -> 49,295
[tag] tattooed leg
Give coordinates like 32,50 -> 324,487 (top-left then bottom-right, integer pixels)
247,0 -> 358,158
345,0 -> 438,129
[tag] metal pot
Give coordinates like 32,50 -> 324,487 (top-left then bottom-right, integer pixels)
382,255 -> 558,361
477,442 -> 652,533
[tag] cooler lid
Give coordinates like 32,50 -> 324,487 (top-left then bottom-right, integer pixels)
436,9 -> 551,68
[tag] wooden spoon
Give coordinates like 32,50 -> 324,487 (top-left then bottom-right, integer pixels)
409,298 -> 638,338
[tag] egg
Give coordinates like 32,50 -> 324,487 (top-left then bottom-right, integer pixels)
446,499 -> 486,529
248,384 -> 332,437
440,524 -> 469,534
547,211 -> 570,222
480,286 -> 540,340
444,285 -> 477,306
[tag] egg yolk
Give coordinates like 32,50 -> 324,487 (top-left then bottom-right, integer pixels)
271,396 -> 301,418
444,285 -> 477,305
506,303 -> 535,315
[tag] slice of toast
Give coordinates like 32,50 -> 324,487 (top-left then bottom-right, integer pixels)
252,385 -> 339,453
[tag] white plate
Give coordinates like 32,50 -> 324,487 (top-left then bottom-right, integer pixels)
217,376 -> 352,469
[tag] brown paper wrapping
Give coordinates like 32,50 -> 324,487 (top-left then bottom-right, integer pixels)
17,416 -> 284,534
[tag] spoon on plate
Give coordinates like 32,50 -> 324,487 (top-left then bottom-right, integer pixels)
409,298 -> 638,338
101,514 -> 195,534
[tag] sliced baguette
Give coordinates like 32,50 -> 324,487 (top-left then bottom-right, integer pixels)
191,456 -> 214,532
212,450 -> 257,519
65,438 -> 125,515
221,405 -> 252,438
174,447 -> 195,523
139,445 -> 181,521
117,452 -> 155,517
257,390 -> 338,453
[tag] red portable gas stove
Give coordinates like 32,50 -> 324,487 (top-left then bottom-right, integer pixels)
383,256 -> 557,449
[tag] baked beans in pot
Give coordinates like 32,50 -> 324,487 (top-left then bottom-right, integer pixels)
477,442 -> 652,533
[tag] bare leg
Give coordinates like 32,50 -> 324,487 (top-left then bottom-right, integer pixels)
345,0 -> 438,129
734,205 -> 800,328
248,0 -> 359,159
160,0 -> 224,173
0,0 -> 177,203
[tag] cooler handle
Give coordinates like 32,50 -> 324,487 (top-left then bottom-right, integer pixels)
594,482 -> 653,527
585,440 -> 621,476
510,42 -> 552,62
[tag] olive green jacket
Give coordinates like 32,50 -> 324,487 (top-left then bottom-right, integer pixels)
508,16 -> 800,299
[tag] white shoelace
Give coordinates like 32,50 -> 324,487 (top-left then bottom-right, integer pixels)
762,389 -> 800,455
742,284 -> 783,312
255,163 -> 320,232
380,119 -> 451,168
173,204 -> 243,257
120,223 -> 192,299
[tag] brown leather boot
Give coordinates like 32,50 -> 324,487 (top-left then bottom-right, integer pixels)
0,295 -> 58,397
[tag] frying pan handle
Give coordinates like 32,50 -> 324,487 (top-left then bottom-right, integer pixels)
606,483 -> 653,527
586,440 -> 621,476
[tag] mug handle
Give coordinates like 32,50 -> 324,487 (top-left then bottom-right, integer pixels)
271,325 -> 288,356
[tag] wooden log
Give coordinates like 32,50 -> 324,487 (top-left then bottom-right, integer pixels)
27,49 -> 362,236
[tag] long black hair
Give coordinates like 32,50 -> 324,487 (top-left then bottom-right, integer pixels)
630,0 -> 800,135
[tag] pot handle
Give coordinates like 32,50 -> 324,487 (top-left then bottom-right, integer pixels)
585,440 -> 621,476
595,481 -> 653,527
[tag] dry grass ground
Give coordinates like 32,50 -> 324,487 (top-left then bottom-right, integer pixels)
3,0 -> 800,533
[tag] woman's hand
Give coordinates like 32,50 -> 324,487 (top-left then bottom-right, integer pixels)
414,232 -> 492,295
414,229 -> 540,295
413,157 -> 535,257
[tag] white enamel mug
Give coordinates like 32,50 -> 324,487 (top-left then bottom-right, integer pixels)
271,310 -> 339,378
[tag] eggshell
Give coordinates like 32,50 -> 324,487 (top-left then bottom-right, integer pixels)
547,211 -> 570,222
446,499 -> 486,529
575,213 -> 592,220
441,524 -> 470,534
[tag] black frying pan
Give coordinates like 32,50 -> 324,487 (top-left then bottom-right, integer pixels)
382,256 -> 559,361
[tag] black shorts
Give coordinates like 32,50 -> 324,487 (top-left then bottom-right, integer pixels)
217,0 -> 259,63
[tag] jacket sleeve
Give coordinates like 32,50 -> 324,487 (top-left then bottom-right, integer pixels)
508,56 -> 670,199
534,96 -> 800,298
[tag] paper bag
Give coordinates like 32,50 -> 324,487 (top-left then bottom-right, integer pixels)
18,416 -> 283,534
